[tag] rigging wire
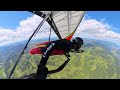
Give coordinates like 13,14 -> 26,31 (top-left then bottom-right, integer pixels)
49,11 -> 53,41
8,13 -> 50,79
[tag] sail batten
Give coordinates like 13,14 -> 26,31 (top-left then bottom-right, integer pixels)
52,11 -> 85,39
31,11 -> 85,40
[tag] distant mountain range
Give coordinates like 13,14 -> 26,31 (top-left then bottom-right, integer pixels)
0,37 -> 120,67
0,38 -> 120,79
84,38 -> 120,60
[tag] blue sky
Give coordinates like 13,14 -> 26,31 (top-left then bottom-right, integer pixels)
0,11 -> 120,46
0,11 -> 33,29
0,11 -> 120,33
86,11 -> 120,34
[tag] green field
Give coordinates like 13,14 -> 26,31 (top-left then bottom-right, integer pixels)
0,39 -> 120,79
0,44 -> 119,79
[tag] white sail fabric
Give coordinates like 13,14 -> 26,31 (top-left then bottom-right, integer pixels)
41,11 -> 85,39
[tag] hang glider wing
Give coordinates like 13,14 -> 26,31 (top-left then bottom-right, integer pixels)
30,11 -> 85,40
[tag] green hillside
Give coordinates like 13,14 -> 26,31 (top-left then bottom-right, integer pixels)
0,39 -> 120,79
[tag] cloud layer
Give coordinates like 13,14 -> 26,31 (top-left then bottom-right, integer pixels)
0,13 -> 120,46
0,15 -> 56,46
75,16 -> 120,45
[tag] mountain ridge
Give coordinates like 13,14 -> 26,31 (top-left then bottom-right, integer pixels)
0,38 -> 120,79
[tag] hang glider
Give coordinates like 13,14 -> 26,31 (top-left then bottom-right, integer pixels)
30,11 -> 85,40
8,11 -> 86,79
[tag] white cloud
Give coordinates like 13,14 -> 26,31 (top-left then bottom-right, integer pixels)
0,14 -> 57,46
75,16 -> 120,45
0,13 -> 120,46
0,36 -> 9,42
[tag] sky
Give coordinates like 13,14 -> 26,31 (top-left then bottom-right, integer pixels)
0,11 -> 120,46
0,11 -> 33,30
